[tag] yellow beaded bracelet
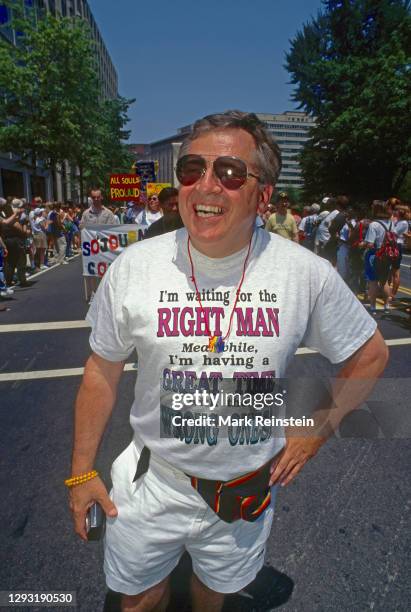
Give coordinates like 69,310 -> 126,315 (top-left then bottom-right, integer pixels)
64,470 -> 98,488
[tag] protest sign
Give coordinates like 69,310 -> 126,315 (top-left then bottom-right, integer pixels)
147,182 -> 171,197
109,174 -> 141,202
135,160 -> 156,181
81,224 -> 145,277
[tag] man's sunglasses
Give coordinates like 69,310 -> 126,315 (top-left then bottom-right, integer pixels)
176,154 -> 261,191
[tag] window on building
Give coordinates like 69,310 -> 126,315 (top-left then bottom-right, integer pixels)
0,5 -> 9,24
61,0 -> 67,16
1,169 -> 25,198
276,140 -> 307,146
30,175 -> 46,201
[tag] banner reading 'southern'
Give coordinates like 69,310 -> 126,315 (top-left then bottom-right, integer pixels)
110,174 -> 141,201
81,224 -> 145,277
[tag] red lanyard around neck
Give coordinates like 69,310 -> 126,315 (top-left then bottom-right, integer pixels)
186,235 -> 253,352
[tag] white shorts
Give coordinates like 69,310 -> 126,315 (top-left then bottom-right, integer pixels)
104,439 -> 277,596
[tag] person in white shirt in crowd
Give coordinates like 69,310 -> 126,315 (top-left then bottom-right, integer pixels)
313,209 -> 330,254
31,208 -> 48,269
28,197 -> 39,226
124,200 -> 143,224
299,203 -> 320,250
391,203 -> 410,300
336,208 -> 357,282
28,197 -> 43,271
364,199 -> 395,314
316,196 -> 349,265
68,110 -> 388,612
135,193 -> 163,230
113,205 -> 126,224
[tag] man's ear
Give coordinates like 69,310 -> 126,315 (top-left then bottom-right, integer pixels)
257,185 -> 274,214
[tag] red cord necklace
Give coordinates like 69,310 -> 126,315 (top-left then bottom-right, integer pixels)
187,235 -> 253,353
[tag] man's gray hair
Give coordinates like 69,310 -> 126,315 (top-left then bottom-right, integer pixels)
179,110 -> 282,186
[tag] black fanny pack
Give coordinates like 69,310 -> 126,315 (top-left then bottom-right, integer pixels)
133,447 -> 272,524
187,461 -> 272,523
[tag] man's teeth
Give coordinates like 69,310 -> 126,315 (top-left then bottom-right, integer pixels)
195,205 -> 223,217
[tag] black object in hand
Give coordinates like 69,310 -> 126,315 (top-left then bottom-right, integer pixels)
86,502 -> 106,541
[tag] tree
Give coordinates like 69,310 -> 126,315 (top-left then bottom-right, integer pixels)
285,0 -> 411,201
0,2 -> 134,200
72,95 -> 134,201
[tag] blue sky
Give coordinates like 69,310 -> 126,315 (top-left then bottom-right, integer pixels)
88,0 -> 323,143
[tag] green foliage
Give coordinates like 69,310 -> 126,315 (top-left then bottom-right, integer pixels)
0,2 -> 134,199
397,170 -> 411,201
285,0 -> 411,201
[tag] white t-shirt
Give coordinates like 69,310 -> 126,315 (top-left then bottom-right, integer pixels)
299,213 -> 318,237
135,209 -> 163,228
87,228 -> 376,480
32,216 -> 46,234
29,210 -> 36,229
365,220 -> 392,249
316,209 -> 339,244
394,220 -> 408,245
339,220 -> 356,243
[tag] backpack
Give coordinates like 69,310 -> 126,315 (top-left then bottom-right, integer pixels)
375,221 -> 399,264
348,219 -> 370,248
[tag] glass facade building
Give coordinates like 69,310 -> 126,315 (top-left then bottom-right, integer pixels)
256,111 -> 315,190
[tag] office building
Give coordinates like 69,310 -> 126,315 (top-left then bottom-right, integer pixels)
257,111 -> 315,190
36,0 -> 118,100
0,0 -> 118,201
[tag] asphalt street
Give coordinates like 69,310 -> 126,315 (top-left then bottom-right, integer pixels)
0,254 -> 410,612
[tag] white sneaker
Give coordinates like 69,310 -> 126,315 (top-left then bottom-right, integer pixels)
5,287 -> 14,295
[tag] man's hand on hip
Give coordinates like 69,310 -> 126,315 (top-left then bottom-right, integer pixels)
69,476 -> 118,541
269,434 -> 326,487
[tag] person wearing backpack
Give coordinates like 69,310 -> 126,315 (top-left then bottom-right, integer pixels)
364,200 -> 398,314
391,204 -> 410,300
347,208 -> 370,294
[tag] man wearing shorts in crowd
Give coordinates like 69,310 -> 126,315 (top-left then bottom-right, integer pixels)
69,111 -> 388,612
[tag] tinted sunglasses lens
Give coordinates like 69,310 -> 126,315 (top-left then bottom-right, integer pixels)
214,157 -> 247,190
177,155 -> 205,186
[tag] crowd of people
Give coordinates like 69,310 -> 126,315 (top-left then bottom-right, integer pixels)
0,187 -> 180,299
1,186 -> 410,315
262,192 -> 411,315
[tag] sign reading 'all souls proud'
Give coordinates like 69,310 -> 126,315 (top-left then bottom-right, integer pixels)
109,174 -> 141,201
81,224 -> 145,277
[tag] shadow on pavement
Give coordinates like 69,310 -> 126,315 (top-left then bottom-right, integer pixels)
103,553 -> 294,611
